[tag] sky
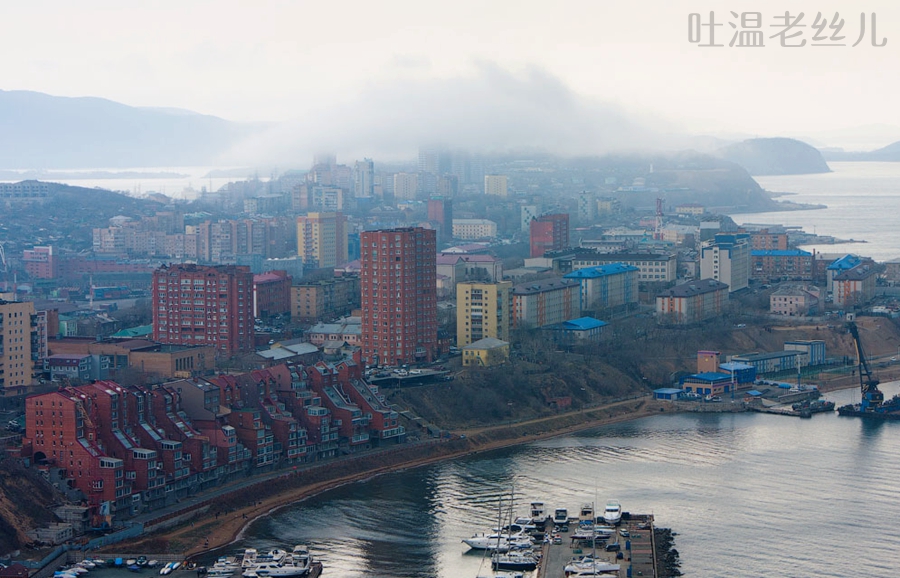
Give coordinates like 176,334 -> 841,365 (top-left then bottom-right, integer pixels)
2,0 -> 899,155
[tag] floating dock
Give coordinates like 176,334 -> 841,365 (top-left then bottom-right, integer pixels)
535,514 -> 656,578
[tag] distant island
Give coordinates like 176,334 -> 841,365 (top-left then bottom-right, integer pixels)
821,140 -> 900,162
717,137 -> 832,176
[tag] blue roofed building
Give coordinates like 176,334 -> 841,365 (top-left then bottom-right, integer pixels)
681,372 -> 735,396
543,316 -> 608,345
719,361 -> 756,385
564,263 -> 638,311
825,254 -> 862,292
653,388 -> 684,401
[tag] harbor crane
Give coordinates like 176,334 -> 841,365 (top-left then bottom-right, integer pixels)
846,316 -> 883,410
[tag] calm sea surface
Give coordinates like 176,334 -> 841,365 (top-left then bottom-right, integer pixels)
737,161 -> 900,261
180,383 -> 900,578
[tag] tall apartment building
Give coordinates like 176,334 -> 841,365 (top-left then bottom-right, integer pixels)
360,228 -> 437,365
152,264 -> 255,356
427,197 -> 453,244
456,281 -> 513,347
353,158 -> 374,197
252,270 -> 292,319
0,299 -> 36,389
484,174 -> 508,197
530,213 -> 570,258
393,173 -> 419,200
296,212 -> 349,269
291,277 -> 361,323
700,234 -> 751,293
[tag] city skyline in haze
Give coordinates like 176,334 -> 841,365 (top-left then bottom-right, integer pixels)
2,1 -> 899,160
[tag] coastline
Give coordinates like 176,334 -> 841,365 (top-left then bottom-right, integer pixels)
108,397 -> 666,558
103,369 -> 897,558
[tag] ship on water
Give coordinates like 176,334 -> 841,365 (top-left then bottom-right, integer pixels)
836,317 -> 900,420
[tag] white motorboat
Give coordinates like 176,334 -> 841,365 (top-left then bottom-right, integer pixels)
529,501 -> 546,523
262,550 -> 287,563
462,531 -> 533,551
602,500 -> 622,525
565,556 -> 621,575
159,562 -> 175,576
241,550 -> 259,569
241,561 -> 310,578
552,508 -> 568,526
491,550 -> 539,571
579,503 -> 594,522
289,545 -> 313,573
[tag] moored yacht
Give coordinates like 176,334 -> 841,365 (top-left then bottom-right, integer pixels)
602,500 -> 622,525
462,531 -> 533,551
553,508 -> 568,526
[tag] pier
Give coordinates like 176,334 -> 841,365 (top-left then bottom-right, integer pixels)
536,514 -> 656,578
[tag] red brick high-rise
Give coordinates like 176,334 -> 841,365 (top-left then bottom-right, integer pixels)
152,264 -> 255,356
360,227 -> 437,366
530,213 -> 570,257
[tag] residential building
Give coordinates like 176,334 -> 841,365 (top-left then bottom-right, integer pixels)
462,337 -> 510,367
530,214 -> 570,257
564,263 -> 639,311
360,227 -> 437,365
656,279 -> 729,324
700,233 -> 751,292
427,197 -> 453,244
353,158 -> 374,197
747,227 -> 788,251
296,212 -> 349,269
571,251 -> 678,283
291,277 -> 361,323
452,219 -> 498,240
521,204 -> 540,232
307,317 -> 362,347
456,281 -> 513,347
484,174 -> 508,197
0,299 -> 35,389
512,277 -> 581,328
23,246 -> 58,279
825,254 -> 864,292
436,253 -> 503,295
833,264 -> 877,308
152,264 -> 255,355
253,270 -> 292,318
577,191 -> 596,224
751,249 -> 813,281
393,172 -> 418,200
675,203 -> 705,216
770,285 -> 820,316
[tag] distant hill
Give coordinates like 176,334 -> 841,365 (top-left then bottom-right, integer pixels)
822,141 -> 900,162
717,138 -> 831,175
0,90 -> 259,168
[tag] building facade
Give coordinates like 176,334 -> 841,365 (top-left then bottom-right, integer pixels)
530,214 -> 570,258
564,263 -> 639,311
656,279 -> 729,324
0,299 -> 36,389
833,265 -> 877,308
456,281 -> 513,347
296,212 -> 349,269
253,270 -> 292,319
484,175 -> 508,197
571,251 -> 677,283
770,285 -> 820,316
452,219 -> 498,240
751,250 -> 813,282
152,264 -> 255,356
700,234 -> 751,292
512,277 -> 581,328
360,228 -> 437,365
291,277 -> 361,323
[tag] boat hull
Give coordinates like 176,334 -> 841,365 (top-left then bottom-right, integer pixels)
837,405 -> 900,420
